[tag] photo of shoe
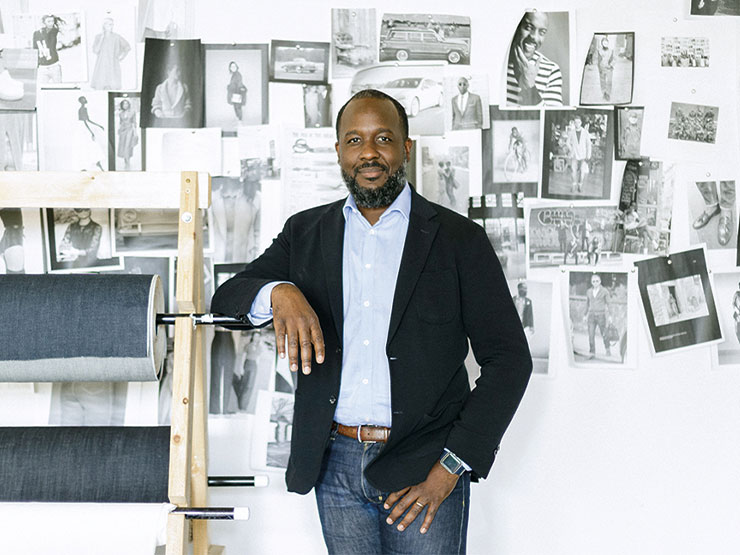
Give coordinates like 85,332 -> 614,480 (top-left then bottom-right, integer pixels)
0,70 -> 24,101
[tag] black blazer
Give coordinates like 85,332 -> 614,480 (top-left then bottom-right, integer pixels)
211,188 -> 532,494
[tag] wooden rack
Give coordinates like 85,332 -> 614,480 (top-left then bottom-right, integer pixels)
0,170 -> 221,555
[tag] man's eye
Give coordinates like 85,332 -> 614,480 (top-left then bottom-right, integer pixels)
347,137 -> 359,144
378,136 -> 391,142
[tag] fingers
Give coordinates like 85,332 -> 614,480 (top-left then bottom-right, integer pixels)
383,487 -> 409,512
274,321 -> 287,361
385,491 -> 439,534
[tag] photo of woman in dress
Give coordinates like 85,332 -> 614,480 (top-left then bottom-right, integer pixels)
90,17 -> 131,90
226,61 -> 246,121
116,99 -> 138,169
77,95 -> 105,171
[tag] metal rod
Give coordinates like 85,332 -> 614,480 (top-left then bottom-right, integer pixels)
208,475 -> 269,488
156,313 -> 252,327
170,507 -> 250,521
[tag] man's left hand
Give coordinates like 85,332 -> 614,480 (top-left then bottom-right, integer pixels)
383,461 -> 460,534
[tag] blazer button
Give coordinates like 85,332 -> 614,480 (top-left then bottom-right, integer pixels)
335,347 -> 342,354
329,395 -> 337,405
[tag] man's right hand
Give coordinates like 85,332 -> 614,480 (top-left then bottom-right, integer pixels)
271,283 -> 325,375
513,45 -> 540,91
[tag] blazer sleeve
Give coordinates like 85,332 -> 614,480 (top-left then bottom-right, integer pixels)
210,216 -> 294,323
444,223 -> 532,478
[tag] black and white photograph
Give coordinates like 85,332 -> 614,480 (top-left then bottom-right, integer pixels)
508,279 -> 553,375
204,44 -> 269,135
420,132 -> 480,216
711,270 -> 740,366
49,382 -> 128,425
527,204 -> 622,269
238,125 -> 280,179
87,7 -> 137,91
379,13 -> 471,64
469,194 -> 526,280
445,73 -> 488,131
270,40 -> 329,85
506,10 -> 570,107
303,84 -> 331,128
331,8 -> 377,79
0,111 -> 37,170
39,89 -> 109,171
613,159 -> 673,255
0,208 -> 44,274
542,108 -> 614,200
0,48 -> 37,111
688,180 -> 736,250
350,63 -> 445,135
579,33 -> 634,106
566,270 -> 631,365
140,38 -> 203,128
112,208 -> 209,255
108,92 -> 143,171
667,101 -> 718,144
615,106 -> 644,160
483,106 -> 540,196
144,127 -> 221,175
137,0 -> 195,40
44,207 -> 122,272
690,0 -> 740,16
211,168 -> 261,265
661,37 -> 709,67
12,12 -> 87,84
635,247 -> 722,354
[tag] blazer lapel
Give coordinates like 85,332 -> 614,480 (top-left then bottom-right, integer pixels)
320,201 -> 346,343
387,190 -> 439,344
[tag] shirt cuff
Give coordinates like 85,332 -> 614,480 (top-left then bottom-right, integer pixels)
443,447 -> 472,472
247,281 -> 292,326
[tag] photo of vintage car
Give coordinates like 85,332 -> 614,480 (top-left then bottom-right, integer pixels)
379,27 -> 470,64
281,58 -> 317,74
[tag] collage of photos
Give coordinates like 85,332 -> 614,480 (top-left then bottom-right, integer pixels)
0,3 -> 739,491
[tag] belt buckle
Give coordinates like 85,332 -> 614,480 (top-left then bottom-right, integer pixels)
357,425 -> 363,443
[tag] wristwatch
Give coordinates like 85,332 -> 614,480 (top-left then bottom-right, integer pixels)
439,451 -> 466,476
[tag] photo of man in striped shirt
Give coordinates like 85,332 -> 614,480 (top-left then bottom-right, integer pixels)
506,11 -> 564,107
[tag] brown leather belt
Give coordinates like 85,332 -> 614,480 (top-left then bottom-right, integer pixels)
332,421 -> 390,443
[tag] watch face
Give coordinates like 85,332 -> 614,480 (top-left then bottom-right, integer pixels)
441,453 -> 462,474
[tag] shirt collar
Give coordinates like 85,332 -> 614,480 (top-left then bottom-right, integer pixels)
342,182 -> 412,223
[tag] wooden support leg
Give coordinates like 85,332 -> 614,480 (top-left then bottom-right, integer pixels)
165,513 -> 188,555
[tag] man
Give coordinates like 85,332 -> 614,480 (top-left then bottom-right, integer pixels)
151,63 -> 191,120
585,274 -> 611,359
32,15 -> 62,84
58,208 -> 102,267
693,180 -> 735,246
451,77 -> 482,130
596,36 -> 614,102
211,89 -> 531,554
513,282 -> 534,334
506,11 -> 563,107
566,115 -> 592,193
619,110 -> 642,159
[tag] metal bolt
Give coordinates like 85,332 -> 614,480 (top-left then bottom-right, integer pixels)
182,212 -> 193,223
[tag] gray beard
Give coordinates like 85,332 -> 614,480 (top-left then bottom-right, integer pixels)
342,163 -> 407,209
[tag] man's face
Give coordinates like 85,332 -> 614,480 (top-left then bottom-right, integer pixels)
601,37 -> 610,49
43,16 -> 54,29
335,97 -> 412,207
457,78 -> 469,94
515,12 -> 549,60
574,117 -> 583,130
103,19 -> 114,32
168,65 -> 181,81
518,284 -> 527,297
591,276 -> 601,288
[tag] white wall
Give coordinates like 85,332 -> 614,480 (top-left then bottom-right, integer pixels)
4,0 -> 740,553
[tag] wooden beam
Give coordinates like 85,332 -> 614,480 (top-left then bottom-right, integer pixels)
165,514 -> 188,555
0,171 -> 210,209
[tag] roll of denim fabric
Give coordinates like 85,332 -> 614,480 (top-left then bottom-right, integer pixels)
0,274 -> 165,381
0,426 -> 170,502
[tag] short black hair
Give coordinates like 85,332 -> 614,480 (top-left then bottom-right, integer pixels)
335,89 -> 409,140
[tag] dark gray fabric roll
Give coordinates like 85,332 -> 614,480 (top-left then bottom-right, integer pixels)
0,426 -> 170,503
0,274 -> 165,381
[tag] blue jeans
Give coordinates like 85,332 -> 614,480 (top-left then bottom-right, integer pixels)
314,430 -> 470,554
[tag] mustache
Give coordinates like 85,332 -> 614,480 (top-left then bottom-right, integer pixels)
354,161 -> 388,175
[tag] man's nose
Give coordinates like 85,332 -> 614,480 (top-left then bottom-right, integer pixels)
359,141 -> 380,160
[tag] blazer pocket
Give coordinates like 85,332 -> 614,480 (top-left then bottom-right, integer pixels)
414,269 -> 459,324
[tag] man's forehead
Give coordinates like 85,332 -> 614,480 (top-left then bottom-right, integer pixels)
524,12 -> 548,28
340,97 -> 402,134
